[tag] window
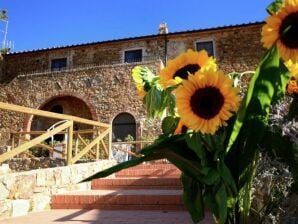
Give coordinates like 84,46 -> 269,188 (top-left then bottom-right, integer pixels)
196,41 -> 215,57
51,58 -> 67,71
124,49 -> 142,63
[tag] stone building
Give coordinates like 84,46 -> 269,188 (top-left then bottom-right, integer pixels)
0,22 -> 264,145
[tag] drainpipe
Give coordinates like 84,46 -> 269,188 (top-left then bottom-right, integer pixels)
158,22 -> 169,66
164,33 -> 168,66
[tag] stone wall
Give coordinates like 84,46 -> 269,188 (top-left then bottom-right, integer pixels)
6,158 -> 66,172
0,159 -> 116,219
0,60 -> 163,144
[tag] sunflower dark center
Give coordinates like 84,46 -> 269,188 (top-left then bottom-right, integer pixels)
173,64 -> 200,79
190,86 -> 224,120
279,12 -> 298,48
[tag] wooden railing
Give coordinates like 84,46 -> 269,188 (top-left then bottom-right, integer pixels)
0,102 -> 112,165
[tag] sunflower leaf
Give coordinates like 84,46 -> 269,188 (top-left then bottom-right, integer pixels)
266,0 -> 283,15
137,66 -> 158,83
161,116 -> 180,135
203,188 -> 219,220
181,173 -> 205,223
104,134 -> 203,181
272,59 -> 291,102
144,85 -> 163,118
226,45 -> 282,152
162,88 -> 176,116
217,160 -> 237,195
225,45 -> 291,220
215,183 -> 228,224
81,134 -> 202,183
186,132 -> 207,165
80,153 -> 160,182
200,168 -> 221,185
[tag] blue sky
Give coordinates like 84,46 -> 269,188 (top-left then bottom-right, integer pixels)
1,0 -> 273,52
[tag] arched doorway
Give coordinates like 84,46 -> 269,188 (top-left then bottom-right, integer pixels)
112,113 -> 136,142
31,96 -> 93,142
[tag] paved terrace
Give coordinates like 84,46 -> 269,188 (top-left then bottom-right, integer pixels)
0,209 -> 216,224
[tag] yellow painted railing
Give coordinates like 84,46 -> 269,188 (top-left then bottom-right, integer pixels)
0,102 -> 112,165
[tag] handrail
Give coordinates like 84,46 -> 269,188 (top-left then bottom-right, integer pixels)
0,121 -> 72,163
11,129 -> 98,135
0,102 -> 112,165
0,102 -> 110,127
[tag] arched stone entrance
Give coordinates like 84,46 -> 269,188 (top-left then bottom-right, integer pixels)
30,96 -> 94,142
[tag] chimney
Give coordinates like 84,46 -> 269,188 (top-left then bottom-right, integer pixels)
159,22 -> 168,34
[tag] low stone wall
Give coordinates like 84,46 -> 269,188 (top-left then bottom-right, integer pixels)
0,159 -> 116,219
6,158 -> 66,172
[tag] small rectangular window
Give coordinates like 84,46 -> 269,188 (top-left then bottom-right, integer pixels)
196,41 -> 214,57
51,58 -> 67,71
124,49 -> 142,63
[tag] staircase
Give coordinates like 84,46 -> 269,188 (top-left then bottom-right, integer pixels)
51,163 -> 184,210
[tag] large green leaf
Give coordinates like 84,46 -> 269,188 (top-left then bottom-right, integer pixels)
161,116 -> 180,135
181,173 -> 205,223
136,66 -> 158,83
81,135 -> 203,184
200,167 -> 220,185
144,85 -> 163,118
81,153 -> 160,182
203,188 -> 219,220
226,46 -> 283,152
215,183 -> 228,224
162,87 -> 176,116
225,45 -> 290,223
217,160 -> 237,195
143,84 -> 176,119
186,132 -> 207,165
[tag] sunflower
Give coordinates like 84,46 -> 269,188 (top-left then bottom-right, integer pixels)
159,49 -> 216,88
176,69 -> 240,134
132,66 -> 146,97
261,0 -> 298,62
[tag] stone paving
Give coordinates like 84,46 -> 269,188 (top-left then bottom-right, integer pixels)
0,209 -> 213,224
0,209 -> 214,224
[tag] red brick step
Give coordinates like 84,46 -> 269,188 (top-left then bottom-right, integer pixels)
115,164 -> 181,177
51,189 -> 185,210
51,164 -> 184,211
92,177 -> 182,190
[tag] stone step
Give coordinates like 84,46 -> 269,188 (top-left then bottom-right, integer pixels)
115,164 -> 181,177
51,189 -> 185,210
91,177 -> 182,190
